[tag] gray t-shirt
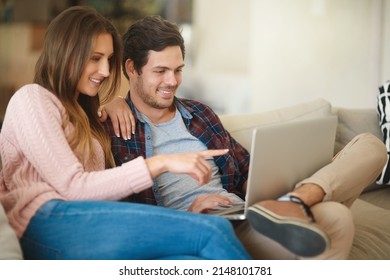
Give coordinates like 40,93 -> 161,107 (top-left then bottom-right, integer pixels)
141,109 -> 242,211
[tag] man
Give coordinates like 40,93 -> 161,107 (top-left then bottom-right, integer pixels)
103,15 -> 387,259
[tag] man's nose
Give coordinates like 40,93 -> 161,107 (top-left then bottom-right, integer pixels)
164,71 -> 178,86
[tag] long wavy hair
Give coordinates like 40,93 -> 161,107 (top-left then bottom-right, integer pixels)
34,6 -> 122,168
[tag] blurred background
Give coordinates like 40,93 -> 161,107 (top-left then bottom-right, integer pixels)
1,0 -> 390,123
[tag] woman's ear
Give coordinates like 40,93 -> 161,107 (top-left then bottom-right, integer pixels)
125,59 -> 136,78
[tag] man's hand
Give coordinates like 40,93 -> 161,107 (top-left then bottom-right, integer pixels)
99,96 -> 135,140
188,194 -> 233,213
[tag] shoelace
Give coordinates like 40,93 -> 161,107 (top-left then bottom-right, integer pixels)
277,194 -> 316,222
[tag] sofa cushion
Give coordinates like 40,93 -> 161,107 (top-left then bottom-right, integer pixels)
360,187 -> 390,210
0,203 -> 23,259
332,107 -> 385,193
349,199 -> 390,259
333,107 -> 382,155
219,98 -> 332,151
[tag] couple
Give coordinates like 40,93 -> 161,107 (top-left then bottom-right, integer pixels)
0,6 -> 386,260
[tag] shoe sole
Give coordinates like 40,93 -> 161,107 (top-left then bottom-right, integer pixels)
247,204 -> 330,257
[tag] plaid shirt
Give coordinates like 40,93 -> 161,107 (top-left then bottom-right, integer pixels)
104,93 -> 250,206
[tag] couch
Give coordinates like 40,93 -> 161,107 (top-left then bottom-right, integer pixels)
219,98 -> 390,260
1,98 -> 390,259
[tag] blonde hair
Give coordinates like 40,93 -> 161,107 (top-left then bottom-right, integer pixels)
34,6 -> 122,168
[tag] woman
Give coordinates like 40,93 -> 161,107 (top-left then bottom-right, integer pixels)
0,6 -> 250,260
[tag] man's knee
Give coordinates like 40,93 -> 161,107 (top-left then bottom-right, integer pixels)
313,202 -> 354,237
309,202 -> 354,259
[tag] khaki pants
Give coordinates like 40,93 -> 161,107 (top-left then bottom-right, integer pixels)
234,133 -> 387,259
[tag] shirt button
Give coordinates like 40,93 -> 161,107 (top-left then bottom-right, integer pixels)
147,136 -> 151,140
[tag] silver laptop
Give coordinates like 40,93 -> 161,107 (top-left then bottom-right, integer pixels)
208,115 -> 337,220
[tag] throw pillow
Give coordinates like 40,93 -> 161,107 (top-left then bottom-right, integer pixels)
376,81 -> 390,185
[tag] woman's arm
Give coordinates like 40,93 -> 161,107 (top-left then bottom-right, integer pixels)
145,149 -> 229,185
99,96 -> 135,140
5,85 -> 228,201
6,85 -> 152,201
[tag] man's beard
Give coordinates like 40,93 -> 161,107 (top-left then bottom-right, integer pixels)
136,76 -> 174,109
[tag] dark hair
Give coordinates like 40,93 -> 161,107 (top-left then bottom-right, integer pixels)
122,15 -> 185,79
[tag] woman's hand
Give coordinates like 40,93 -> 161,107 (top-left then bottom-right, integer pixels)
145,149 -> 229,185
99,96 -> 135,140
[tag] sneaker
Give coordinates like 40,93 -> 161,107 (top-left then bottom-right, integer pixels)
247,194 -> 330,257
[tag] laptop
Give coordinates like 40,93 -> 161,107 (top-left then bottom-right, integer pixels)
208,115 -> 338,220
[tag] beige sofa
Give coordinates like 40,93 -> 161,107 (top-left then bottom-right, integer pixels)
1,98 -> 390,259
219,98 -> 390,260
0,201 -> 22,259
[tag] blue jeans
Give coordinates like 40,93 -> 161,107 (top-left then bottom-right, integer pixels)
20,200 -> 250,260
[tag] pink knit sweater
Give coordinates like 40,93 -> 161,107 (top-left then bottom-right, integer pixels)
0,84 -> 153,238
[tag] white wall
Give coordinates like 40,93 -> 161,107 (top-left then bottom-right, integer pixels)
382,0 -> 390,83
181,0 -> 252,114
189,0 -> 390,114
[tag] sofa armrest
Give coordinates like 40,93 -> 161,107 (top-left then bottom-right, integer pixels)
0,204 -> 23,259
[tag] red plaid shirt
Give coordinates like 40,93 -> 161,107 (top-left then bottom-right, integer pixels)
104,93 -> 250,206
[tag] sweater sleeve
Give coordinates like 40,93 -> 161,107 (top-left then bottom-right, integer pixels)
3,84 -> 153,201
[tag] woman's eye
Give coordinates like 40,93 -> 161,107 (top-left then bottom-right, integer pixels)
91,56 -> 100,62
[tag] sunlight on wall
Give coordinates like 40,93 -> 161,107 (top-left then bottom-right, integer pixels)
190,0 -> 389,114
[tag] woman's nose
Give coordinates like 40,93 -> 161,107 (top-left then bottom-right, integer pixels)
99,60 -> 110,77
